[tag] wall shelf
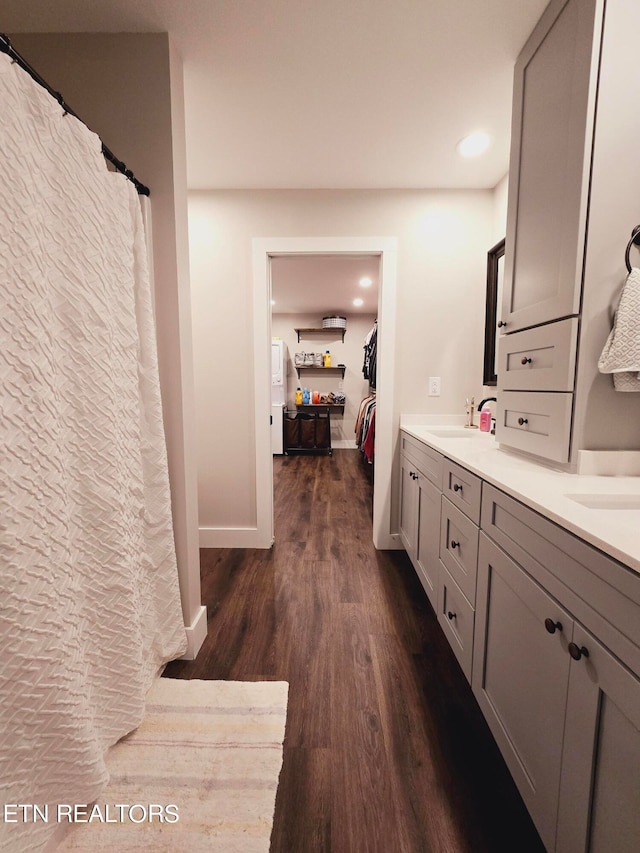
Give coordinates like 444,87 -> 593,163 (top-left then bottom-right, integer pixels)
295,365 -> 345,379
296,403 -> 345,414
295,327 -> 346,343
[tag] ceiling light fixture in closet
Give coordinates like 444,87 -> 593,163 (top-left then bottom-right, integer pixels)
456,130 -> 491,158
353,298 -> 364,307
359,277 -> 372,287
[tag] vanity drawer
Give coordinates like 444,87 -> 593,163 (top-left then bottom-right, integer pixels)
438,562 -> 475,682
495,391 -> 573,463
481,484 -> 640,674
400,431 -> 443,487
440,497 -> 479,605
498,317 -> 578,392
442,459 -> 482,523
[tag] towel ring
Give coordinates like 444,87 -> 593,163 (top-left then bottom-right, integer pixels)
624,225 -> 640,272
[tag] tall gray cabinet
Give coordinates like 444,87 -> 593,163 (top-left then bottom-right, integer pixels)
496,0 -> 640,465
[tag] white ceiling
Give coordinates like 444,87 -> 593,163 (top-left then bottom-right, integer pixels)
3,0 -> 549,190
271,254 -> 379,315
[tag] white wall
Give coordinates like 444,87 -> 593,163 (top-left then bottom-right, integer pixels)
493,173 -> 509,242
189,189 -> 493,537
271,312 -> 376,445
12,33 -> 205,656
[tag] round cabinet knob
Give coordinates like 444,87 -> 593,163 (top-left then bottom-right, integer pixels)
453,483 -> 462,493
517,417 -> 528,426
568,642 -> 590,661
450,540 -> 460,549
544,618 -> 563,634
521,356 -> 532,365
447,611 -> 456,620
498,320 -> 507,328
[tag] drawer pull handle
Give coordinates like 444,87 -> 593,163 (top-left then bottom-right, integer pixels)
453,483 -> 462,493
450,540 -> 460,549
517,417 -> 528,426
568,643 -> 589,662
498,320 -> 507,328
544,618 -> 563,634
447,611 -> 456,620
521,356 -> 532,365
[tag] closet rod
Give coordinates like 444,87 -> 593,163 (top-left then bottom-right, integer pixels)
0,33 -> 150,197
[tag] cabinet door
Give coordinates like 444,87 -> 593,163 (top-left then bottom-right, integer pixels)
399,455 -> 418,562
438,563 -> 475,683
473,534 -> 572,851
556,625 -> 640,853
440,497 -> 479,606
415,473 -> 440,610
501,0 -> 602,332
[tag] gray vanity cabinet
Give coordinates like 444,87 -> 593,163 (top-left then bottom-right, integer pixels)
497,0 -> 640,464
437,460 -> 482,682
476,483 -> 640,852
473,533 -> 572,851
399,453 -> 419,559
556,626 -> 640,853
399,433 -> 443,610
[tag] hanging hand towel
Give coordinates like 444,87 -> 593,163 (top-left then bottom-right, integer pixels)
598,267 -> 640,391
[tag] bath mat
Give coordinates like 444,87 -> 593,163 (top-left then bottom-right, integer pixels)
55,678 -> 289,852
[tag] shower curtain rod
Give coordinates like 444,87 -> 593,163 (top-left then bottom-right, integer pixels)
0,33 -> 150,196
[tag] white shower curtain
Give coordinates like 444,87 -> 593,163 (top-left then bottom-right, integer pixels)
0,54 -> 187,853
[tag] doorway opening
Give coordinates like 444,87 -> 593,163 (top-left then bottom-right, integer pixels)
252,237 -> 399,550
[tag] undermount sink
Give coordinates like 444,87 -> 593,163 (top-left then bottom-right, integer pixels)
424,428 -> 477,438
566,494 -> 640,510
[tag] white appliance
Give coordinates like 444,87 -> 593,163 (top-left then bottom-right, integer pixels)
271,339 -> 288,454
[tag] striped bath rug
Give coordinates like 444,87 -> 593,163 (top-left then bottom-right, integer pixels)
55,678 -> 289,852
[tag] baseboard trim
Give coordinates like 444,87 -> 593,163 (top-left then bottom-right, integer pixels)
374,530 -> 404,551
181,605 -> 208,660
199,526 -> 273,548
332,439 -> 357,449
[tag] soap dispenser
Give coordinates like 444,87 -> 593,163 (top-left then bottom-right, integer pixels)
479,409 -> 492,432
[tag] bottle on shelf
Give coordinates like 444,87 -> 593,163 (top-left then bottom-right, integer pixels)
295,386 -> 303,405
323,350 -> 331,367
303,387 -> 310,404
312,390 -> 320,404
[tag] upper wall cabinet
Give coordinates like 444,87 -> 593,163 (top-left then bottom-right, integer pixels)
496,0 -> 640,465
501,0 -> 602,334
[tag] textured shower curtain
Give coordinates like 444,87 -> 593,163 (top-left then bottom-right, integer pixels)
0,54 -> 187,853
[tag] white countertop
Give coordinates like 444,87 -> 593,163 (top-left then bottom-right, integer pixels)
400,423 -> 640,574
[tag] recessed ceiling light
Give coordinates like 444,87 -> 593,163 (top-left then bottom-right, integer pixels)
359,277 -> 372,288
270,299 -> 275,305
353,298 -> 364,307
456,131 -> 491,158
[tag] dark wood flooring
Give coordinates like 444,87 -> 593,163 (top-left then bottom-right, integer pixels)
165,450 -> 545,853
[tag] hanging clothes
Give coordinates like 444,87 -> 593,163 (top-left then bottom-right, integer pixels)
355,394 -> 376,463
362,320 -> 378,389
